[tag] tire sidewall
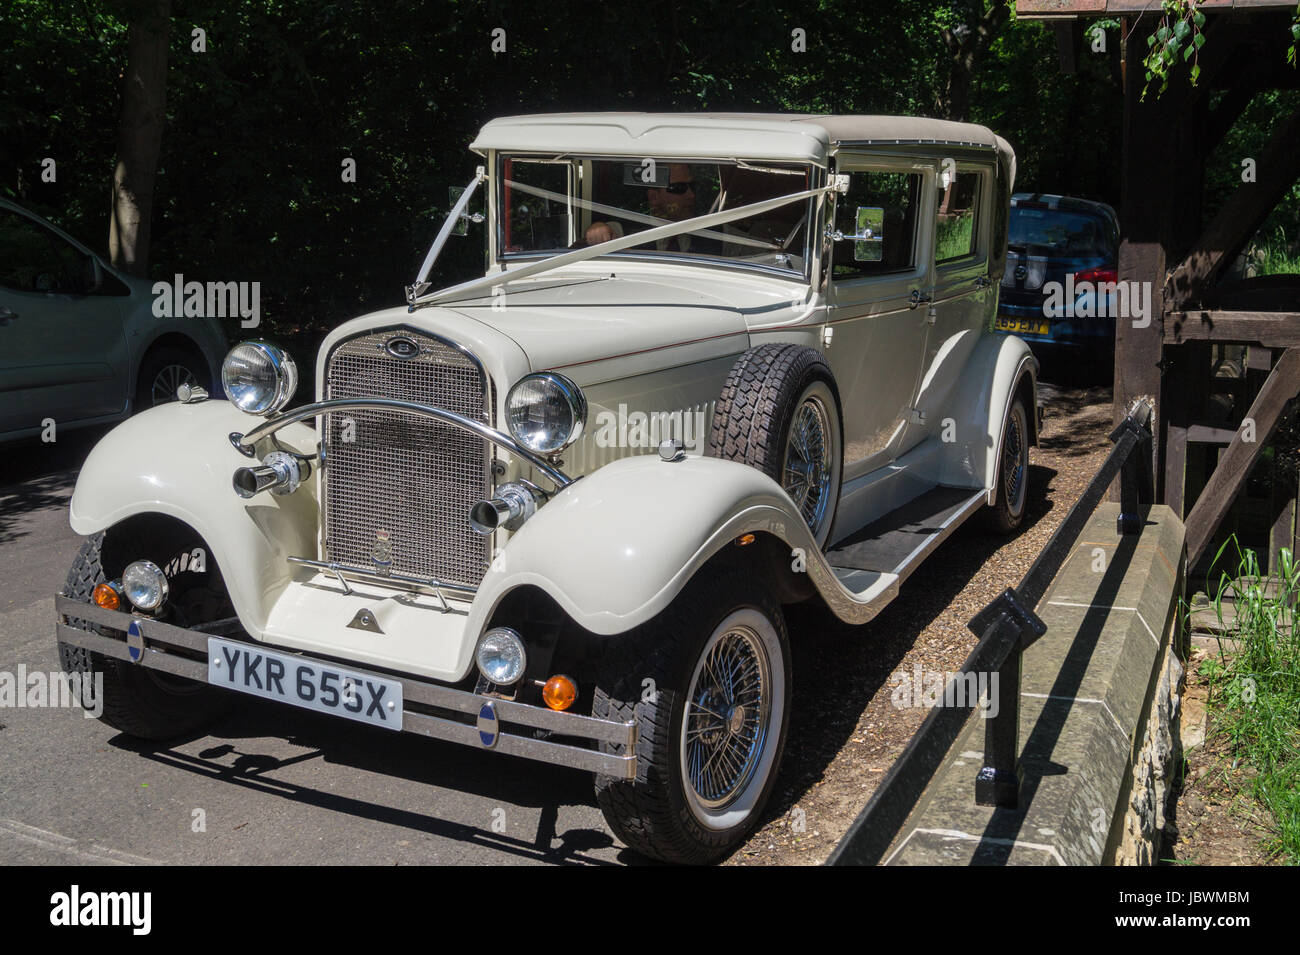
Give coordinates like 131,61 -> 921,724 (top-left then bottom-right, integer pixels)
658,591 -> 792,855
994,396 -> 1029,530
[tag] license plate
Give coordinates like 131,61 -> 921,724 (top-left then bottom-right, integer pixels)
995,316 -> 1051,337
207,638 -> 404,730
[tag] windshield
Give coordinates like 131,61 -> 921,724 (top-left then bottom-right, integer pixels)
498,155 -> 814,275
1008,206 -> 1114,258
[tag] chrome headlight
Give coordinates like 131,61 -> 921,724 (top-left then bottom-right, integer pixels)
475,628 -> 527,685
506,372 -> 586,455
221,341 -> 298,416
122,560 -> 168,612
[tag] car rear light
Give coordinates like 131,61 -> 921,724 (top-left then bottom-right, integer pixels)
1073,267 -> 1118,285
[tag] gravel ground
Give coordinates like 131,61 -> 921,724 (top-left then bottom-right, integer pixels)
728,383 -> 1115,865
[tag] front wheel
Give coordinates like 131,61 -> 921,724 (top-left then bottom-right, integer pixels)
59,530 -> 231,739
592,569 -> 791,864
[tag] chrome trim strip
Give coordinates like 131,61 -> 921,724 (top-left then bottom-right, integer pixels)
235,398 -> 573,489
287,555 -> 475,605
55,595 -> 637,779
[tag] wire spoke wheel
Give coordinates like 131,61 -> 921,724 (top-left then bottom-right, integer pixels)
1001,402 -> 1028,517
681,623 -> 772,813
782,395 -> 832,535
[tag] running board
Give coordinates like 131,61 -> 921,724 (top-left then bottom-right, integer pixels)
827,486 -> 986,591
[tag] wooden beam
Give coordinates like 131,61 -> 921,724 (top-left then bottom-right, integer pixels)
1166,310 -> 1300,346
1185,348 -> 1300,566
1166,107 -> 1300,308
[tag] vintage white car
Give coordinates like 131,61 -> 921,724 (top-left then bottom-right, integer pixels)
56,113 -> 1035,864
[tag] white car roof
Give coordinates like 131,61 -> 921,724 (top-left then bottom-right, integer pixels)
471,112 -> 1007,165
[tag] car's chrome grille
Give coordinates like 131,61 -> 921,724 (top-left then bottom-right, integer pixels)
322,329 -> 492,589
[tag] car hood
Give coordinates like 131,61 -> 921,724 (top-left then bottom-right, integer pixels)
437,269 -> 794,375
317,266 -> 807,398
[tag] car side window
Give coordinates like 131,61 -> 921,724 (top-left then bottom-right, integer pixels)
935,171 -> 982,264
0,209 -> 90,294
830,171 -> 921,280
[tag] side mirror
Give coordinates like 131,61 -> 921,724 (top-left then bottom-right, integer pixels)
852,207 -> 884,262
825,206 -> 884,262
450,186 -> 484,236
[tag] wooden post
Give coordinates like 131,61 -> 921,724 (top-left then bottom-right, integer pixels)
1184,348 -> 1300,567
1115,18 -> 1205,500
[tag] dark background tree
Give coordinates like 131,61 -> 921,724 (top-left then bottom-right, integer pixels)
1,0 -> 1128,345
108,0 -> 171,276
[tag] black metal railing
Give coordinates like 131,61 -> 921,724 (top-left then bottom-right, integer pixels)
827,398 -> 1154,866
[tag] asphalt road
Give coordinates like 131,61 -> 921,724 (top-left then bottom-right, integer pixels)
0,428 -> 627,866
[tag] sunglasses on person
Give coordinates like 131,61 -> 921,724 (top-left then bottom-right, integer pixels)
656,180 -> 696,194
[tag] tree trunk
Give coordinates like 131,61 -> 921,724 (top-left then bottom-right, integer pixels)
109,0 -> 171,278
937,2 -> 1010,122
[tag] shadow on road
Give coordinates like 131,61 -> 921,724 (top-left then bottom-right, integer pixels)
112,697 -> 639,865
0,427 -> 107,546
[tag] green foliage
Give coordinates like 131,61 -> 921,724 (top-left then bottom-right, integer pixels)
1,0 -> 1125,340
1142,1 -> 1208,101
1202,538 -> 1300,861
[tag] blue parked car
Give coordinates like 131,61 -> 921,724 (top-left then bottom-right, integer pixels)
995,193 -> 1120,359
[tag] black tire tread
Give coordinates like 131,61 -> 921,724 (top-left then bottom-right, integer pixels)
58,533 -> 227,739
592,568 -> 789,865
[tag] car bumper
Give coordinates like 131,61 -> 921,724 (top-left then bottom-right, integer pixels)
55,595 -> 637,779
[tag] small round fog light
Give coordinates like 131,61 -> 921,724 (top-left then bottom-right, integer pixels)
475,627 -> 527,685
542,674 -> 578,711
122,560 -> 169,612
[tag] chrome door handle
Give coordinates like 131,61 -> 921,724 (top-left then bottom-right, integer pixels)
974,275 -> 992,289
0,306 -> 18,325
908,289 -> 933,309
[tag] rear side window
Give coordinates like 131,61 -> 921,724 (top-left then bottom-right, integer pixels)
831,170 -> 921,280
935,171 -> 981,264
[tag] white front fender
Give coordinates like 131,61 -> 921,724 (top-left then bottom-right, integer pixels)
465,454 -> 888,644
68,399 -> 319,633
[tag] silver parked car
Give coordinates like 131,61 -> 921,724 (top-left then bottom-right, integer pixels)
0,199 -> 227,441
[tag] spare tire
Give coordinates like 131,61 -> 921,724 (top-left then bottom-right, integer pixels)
708,344 -> 843,548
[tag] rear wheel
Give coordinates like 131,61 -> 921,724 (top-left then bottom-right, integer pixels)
59,530 -> 231,739
592,569 -> 791,864
986,395 -> 1030,534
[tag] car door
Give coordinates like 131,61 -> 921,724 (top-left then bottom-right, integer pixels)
0,207 -> 130,436
912,160 -> 995,438
821,156 -> 935,481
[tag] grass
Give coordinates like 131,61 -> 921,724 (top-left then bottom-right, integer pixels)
1198,537 -> 1300,862
1246,225 -> 1300,277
